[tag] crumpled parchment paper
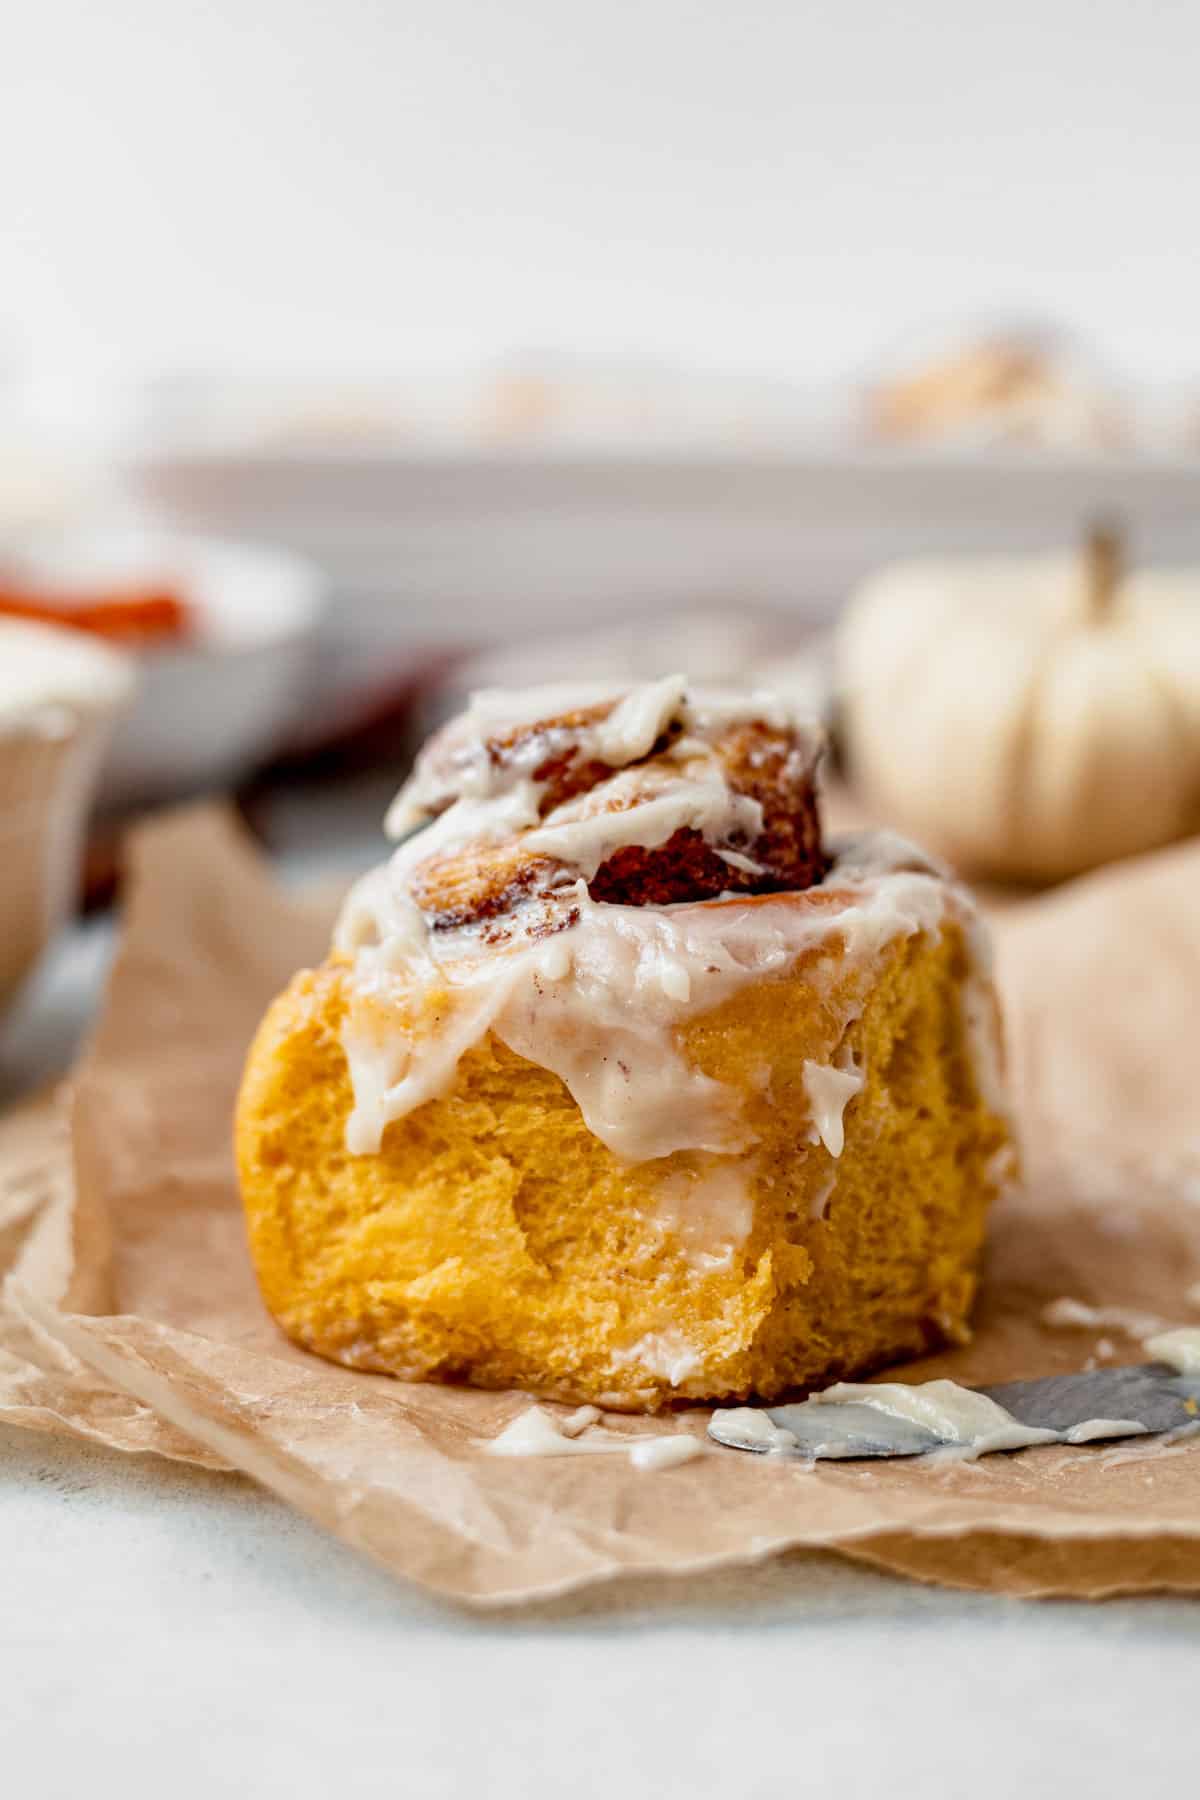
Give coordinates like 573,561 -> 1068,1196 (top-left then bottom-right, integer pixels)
2,808 -> 1199,1605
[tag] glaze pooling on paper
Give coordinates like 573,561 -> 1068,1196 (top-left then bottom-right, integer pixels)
483,1404 -> 703,1470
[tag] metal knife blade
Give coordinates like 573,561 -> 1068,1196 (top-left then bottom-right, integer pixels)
982,1364 -> 1195,1435
707,1362 -> 1200,1461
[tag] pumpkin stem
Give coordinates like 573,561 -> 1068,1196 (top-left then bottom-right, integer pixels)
1084,519 -> 1124,622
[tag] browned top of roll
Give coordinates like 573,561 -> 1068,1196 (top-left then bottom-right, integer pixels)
387,679 -> 826,934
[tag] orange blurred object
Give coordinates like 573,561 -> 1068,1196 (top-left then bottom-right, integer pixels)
0,583 -> 191,646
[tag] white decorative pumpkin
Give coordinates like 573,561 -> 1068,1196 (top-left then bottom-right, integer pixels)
838,531 -> 1200,882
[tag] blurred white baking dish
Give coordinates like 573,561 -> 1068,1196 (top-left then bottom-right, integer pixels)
126,443 -> 1200,656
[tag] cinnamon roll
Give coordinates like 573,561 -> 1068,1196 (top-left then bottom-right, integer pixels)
236,676 -> 1012,1410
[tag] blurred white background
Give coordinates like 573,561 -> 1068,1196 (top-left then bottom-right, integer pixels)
7,9 -> 1200,1789
6,0 -> 1200,811
5,0 -> 1200,412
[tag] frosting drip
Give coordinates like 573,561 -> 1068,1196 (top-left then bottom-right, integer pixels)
802,1047 -> 864,1157
332,678 -> 1003,1197
339,841 -> 975,1164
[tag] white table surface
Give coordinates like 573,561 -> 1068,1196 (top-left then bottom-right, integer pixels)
3,911 -> 1197,1800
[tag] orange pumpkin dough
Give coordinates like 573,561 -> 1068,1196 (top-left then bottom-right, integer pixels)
236,909 -> 1009,1411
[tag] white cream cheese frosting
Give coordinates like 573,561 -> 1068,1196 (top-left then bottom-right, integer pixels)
0,617 -> 135,735
337,840 -> 978,1164
483,1404 -> 704,1469
802,1051 -> 864,1158
1144,1327 -> 1200,1374
814,1378 -> 1059,1458
710,1379 -> 1155,1462
333,680 -> 1004,1200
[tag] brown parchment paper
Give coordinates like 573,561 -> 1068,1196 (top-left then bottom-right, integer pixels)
3,808 -> 1200,1605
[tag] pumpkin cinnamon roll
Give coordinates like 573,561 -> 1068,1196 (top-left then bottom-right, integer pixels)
236,677 -> 1012,1410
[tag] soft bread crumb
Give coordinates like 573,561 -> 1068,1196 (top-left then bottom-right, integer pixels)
236,922 -> 1009,1412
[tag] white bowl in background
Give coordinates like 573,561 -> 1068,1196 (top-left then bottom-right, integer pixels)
0,620 -> 135,1016
8,529 -> 327,807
